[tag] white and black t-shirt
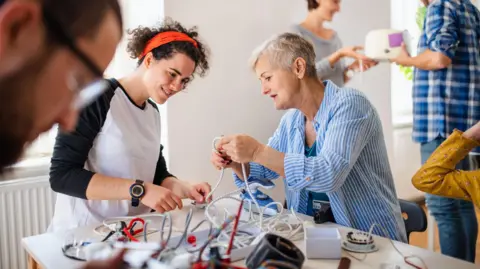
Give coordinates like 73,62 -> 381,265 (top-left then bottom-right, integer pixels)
48,79 -> 173,232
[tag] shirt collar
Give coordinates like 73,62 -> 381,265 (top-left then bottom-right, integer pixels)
293,80 -> 337,130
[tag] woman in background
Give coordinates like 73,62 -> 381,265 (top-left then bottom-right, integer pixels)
48,18 -> 212,232
291,0 -> 377,86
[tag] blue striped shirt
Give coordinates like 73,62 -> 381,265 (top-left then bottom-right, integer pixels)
413,0 -> 480,150
234,81 -> 407,242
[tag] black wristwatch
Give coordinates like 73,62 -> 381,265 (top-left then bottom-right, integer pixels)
129,179 -> 145,207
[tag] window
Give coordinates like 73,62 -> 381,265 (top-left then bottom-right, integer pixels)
390,0 -> 422,126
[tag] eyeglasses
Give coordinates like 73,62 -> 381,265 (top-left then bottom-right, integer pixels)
42,7 -> 109,110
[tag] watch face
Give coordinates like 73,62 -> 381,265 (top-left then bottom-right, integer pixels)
131,185 -> 144,198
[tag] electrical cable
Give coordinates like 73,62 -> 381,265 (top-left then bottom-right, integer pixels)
94,213 -> 177,237
206,167 -> 224,202
122,218 -> 145,242
160,213 -> 173,249
197,215 -> 236,262
143,221 -> 150,242
208,137 -> 303,241
172,208 -> 194,250
226,199 -> 244,257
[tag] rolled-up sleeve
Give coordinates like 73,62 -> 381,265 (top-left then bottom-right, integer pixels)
284,95 -> 375,192
316,58 -> 338,79
233,118 -> 286,187
425,1 -> 458,59
316,36 -> 344,79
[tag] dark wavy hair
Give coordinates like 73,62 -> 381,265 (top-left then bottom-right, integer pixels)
126,17 -> 209,78
307,0 -> 319,10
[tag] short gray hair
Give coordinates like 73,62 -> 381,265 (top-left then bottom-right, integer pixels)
249,32 -> 317,78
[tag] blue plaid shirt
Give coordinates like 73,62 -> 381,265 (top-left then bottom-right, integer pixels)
413,0 -> 480,150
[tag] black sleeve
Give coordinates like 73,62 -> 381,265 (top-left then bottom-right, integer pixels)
49,82 -> 116,199
148,99 -> 175,186
152,146 -> 175,187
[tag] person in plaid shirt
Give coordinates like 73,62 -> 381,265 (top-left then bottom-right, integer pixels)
392,0 -> 480,263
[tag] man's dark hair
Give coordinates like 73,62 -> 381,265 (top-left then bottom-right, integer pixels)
43,0 -> 123,38
307,0 -> 319,10
126,17 -> 210,78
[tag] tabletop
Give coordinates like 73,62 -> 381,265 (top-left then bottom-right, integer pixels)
22,199 -> 478,269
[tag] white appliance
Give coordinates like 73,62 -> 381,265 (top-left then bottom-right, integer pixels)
364,29 -> 412,61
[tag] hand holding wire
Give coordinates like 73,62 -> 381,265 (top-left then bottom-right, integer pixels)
188,182 -> 213,203
210,150 -> 233,170
141,183 -> 183,213
217,135 -> 263,163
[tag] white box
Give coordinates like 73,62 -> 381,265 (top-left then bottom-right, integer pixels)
304,227 -> 341,259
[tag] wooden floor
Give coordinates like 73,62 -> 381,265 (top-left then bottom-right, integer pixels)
409,205 -> 480,263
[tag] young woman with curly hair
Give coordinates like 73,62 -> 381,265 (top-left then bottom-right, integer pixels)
48,18 -> 211,232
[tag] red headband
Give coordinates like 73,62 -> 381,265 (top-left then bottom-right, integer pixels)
139,31 -> 198,59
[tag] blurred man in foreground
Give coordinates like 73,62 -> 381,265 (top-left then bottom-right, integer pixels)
0,0 -> 125,268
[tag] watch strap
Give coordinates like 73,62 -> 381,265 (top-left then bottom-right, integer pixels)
131,197 -> 140,207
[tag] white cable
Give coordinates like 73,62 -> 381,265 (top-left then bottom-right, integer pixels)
241,163 -> 264,229
205,167 -> 224,202
201,136 -> 305,250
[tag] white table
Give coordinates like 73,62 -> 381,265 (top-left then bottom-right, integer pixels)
22,200 -> 477,269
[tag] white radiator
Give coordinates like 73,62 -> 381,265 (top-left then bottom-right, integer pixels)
0,176 -> 56,269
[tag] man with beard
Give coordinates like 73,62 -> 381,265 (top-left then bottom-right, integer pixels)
0,0 -> 126,268
0,0 -> 122,169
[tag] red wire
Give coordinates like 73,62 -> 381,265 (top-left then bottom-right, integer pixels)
405,256 -> 425,269
226,199 -> 244,256
122,218 -> 145,242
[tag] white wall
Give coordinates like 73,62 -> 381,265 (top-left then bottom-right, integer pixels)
393,127 -> 424,200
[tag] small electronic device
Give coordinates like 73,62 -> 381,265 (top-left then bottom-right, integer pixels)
313,203 -> 335,224
342,230 -> 378,253
364,29 -> 412,61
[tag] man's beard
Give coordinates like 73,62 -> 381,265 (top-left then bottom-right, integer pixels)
0,52 -> 49,173
0,74 -> 36,172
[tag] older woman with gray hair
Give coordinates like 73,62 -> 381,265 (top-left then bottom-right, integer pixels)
211,33 -> 407,242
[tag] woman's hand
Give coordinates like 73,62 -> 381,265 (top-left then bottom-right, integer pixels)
186,182 -> 212,203
347,59 -> 378,72
161,177 -> 212,203
210,150 -> 235,170
218,135 -> 264,163
141,183 -> 183,213
463,121 -> 480,142
338,46 -> 371,61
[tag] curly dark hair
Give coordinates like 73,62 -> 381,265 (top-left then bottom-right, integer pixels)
307,0 -> 319,10
126,17 -> 209,78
